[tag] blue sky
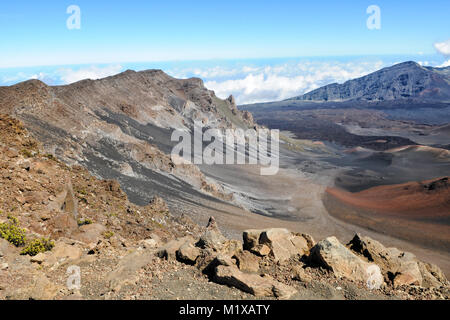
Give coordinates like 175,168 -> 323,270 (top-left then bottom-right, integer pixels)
1,1 -> 449,103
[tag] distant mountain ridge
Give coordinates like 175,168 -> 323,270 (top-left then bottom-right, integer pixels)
240,61 -> 450,124
291,61 -> 450,102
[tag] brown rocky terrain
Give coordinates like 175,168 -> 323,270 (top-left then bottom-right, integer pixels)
0,114 -> 448,300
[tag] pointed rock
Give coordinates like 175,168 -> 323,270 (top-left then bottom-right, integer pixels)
47,181 -> 78,219
196,217 -> 227,250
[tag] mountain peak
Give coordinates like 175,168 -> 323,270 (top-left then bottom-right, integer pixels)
293,61 -> 450,102
12,78 -> 48,88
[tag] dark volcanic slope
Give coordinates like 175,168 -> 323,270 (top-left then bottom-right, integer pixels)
257,115 -> 417,151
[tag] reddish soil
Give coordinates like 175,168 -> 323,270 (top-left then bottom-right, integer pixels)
324,178 -> 450,253
326,177 -> 450,219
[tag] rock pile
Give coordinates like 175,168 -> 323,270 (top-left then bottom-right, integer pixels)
154,218 -> 448,299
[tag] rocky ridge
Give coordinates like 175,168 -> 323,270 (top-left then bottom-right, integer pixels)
0,70 -> 256,209
294,62 -> 450,102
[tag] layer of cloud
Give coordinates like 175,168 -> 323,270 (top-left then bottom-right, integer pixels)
1,64 -> 124,86
437,60 -> 450,68
190,61 -> 386,104
1,71 -> 53,85
434,39 -> 450,56
58,65 -> 124,84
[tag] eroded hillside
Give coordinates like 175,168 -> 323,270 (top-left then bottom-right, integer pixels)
0,70 -> 255,212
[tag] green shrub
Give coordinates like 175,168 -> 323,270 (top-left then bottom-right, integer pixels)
76,187 -> 88,196
77,218 -> 93,226
0,216 -> 27,247
20,149 -> 33,158
6,214 -> 19,225
20,238 -> 55,256
103,231 -> 114,239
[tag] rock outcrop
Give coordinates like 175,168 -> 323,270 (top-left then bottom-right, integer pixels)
243,228 -> 312,262
310,236 -> 383,286
348,234 -> 447,288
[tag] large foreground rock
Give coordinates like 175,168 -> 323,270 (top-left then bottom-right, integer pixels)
214,265 -> 297,299
233,250 -> 260,273
310,236 -> 383,286
177,242 -> 201,264
348,234 -> 448,288
243,228 -> 312,263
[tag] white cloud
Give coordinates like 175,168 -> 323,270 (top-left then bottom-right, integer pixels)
1,64 -> 124,86
1,71 -> 54,85
58,65 -> 124,84
434,39 -> 450,56
2,72 -> 33,83
201,60 -> 385,104
437,60 -> 450,68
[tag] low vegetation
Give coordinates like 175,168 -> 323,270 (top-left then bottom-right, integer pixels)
0,215 -> 27,247
20,238 -> 55,256
77,218 -> 93,226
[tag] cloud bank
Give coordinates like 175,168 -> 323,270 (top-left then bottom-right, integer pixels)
172,60 -> 386,104
58,65 -> 124,84
1,65 -> 124,86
